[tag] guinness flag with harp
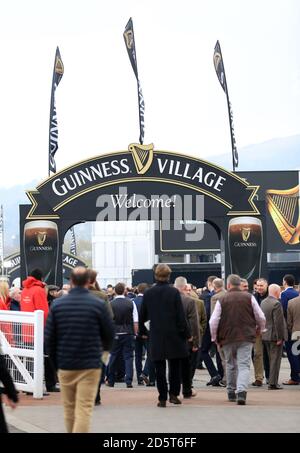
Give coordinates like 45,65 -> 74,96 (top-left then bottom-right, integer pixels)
69,226 -> 77,256
49,47 -> 64,174
213,40 -> 239,171
123,18 -> 145,145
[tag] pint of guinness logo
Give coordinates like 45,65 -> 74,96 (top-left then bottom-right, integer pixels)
24,221 -> 59,283
228,217 -> 263,281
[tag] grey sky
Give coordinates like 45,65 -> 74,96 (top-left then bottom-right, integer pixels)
0,0 -> 299,187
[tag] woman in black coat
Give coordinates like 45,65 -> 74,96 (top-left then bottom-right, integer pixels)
0,354 -> 19,433
139,264 -> 191,407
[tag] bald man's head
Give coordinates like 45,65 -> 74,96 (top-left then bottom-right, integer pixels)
71,267 -> 89,288
268,284 -> 281,300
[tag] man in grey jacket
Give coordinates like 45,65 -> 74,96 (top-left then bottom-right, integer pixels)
174,277 -> 200,398
261,284 -> 287,390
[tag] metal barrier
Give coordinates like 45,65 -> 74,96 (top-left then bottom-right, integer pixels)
0,310 -> 44,399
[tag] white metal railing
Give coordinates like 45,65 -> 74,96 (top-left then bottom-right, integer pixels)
0,310 -> 44,398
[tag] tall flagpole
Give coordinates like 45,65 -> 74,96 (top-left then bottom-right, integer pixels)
213,41 -> 239,172
49,47 -> 64,176
48,48 -> 77,256
223,73 -> 237,172
123,18 -> 145,145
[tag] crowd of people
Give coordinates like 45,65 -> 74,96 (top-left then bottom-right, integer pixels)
0,265 -> 300,433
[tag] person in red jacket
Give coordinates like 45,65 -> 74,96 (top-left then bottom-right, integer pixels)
21,269 -> 49,322
21,269 -> 49,345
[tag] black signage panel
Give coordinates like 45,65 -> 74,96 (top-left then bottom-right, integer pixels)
155,221 -> 220,254
238,171 -> 300,253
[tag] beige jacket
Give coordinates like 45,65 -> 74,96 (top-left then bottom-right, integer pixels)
261,296 -> 287,342
287,296 -> 300,341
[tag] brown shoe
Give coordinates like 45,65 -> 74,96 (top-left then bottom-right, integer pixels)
282,380 -> 300,386
157,400 -> 167,408
252,380 -> 263,387
169,394 -> 182,405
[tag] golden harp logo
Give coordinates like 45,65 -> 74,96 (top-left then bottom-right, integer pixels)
213,52 -> 222,71
36,231 -> 47,246
55,56 -> 64,75
129,143 -> 154,175
266,185 -> 300,245
242,227 -> 251,242
124,30 -> 134,49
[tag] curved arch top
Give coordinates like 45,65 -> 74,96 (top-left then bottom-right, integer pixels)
25,144 -> 260,219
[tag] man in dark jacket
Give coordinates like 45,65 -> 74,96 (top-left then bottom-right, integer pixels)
107,282 -> 138,388
45,267 -> 114,433
139,264 -> 191,407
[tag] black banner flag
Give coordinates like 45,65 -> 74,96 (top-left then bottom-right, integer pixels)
123,18 -> 145,145
69,227 -> 77,256
213,41 -> 239,171
49,47 -> 64,175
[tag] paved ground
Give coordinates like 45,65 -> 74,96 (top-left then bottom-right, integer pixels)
4,359 -> 300,433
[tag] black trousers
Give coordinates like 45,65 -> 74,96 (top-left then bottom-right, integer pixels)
263,343 -> 270,380
108,335 -> 134,385
200,332 -> 224,379
181,347 -> 198,395
190,349 -> 199,383
0,396 -> 8,434
135,337 -> 146,379
154,359 -> 181,401
44,355 -> 57,391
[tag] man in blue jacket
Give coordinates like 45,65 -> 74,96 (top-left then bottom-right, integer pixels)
281,274 -> 300,385
45,267 -> 115,433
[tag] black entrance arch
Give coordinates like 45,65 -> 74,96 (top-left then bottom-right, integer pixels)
19,145 -> 267,287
